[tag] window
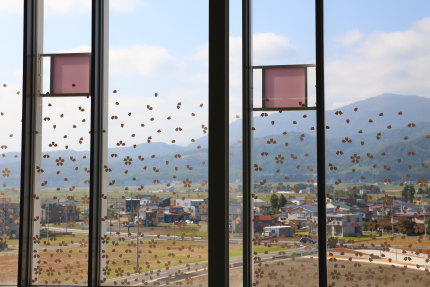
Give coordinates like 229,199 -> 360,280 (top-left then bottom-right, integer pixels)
0,1 -> 23,285
102,2 -> 209,285
250,1 -> 319,286
4,1 -> 430,286
325,1 -> 430,286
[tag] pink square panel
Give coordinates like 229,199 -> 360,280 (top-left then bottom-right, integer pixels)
51,55 -> 90,95
263,67 -> 306,108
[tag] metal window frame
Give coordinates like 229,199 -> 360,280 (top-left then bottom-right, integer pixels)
39,52 -> 92,98
88,0 -> 108,286
242,0 -> 327,286
316,0 -> 328,286
208,0 -> 230,286
19,0 -> 327,286
19,0 -> 42,285
242,0 -> 253,286
255,64 -> 315,110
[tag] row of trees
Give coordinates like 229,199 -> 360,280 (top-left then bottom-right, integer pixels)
269,194 -> 287,212
401,184 -> 416,203
363,218 -> 428,236
254,182 -> 314,193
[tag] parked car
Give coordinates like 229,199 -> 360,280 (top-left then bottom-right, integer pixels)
299,236 -> 316,244
261,226 -> 294,238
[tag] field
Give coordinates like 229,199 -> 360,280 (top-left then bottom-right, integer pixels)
183,258 -> 430,287
0,233 -> 287,285
3,234 -> 430,285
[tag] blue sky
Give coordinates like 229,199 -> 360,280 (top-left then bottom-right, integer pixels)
0,0 -> 430,151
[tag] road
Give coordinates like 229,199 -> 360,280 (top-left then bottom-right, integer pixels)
104,246 -> 314,286
46,227 -> 245,244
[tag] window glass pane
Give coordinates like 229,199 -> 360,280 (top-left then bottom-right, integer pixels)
325,1 -> 430,286
251,1 -> 319,286
33,97 -> 91,285
31,0 -> 91,285
102,1 -> 209,285
0,1 -> 23,284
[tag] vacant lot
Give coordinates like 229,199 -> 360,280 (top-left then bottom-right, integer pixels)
0,252 -> 18,285
187,258 -> 430,287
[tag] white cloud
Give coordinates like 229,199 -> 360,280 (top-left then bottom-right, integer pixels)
194,32 -> 296,67
58,45 -> 91,53
57,44 -> 180,77
110,45 -> 181,76
0,0 -> 143,16
0,1 -> 22,14
107,87 -> 208,147
326,17 -> 430,109
190,33 -> 297,120
0,84 -> 23,152
252,33 -> 296,65
110,0 -> 143,12
44,0 -> 142,15
335,29 -> 363,46
193,32 -> 297,106
45,0 -> 91,15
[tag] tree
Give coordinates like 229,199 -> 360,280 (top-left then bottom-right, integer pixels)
417,187 -> 430,196
294,183 -> 309,192
270,194 -> 280,212
397,217 -> 414,235
276,182 -> 286,191
279,194 -> 287,208
401,184 -> 416,203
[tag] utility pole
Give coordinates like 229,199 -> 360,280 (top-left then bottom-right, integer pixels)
136,210 -> 139,269
65,204 -> 68,233
46,204 -> 50,241
2,195 -> 5,239
391,196 -> 394,235
422,194 -> 427,236
109,198 -> 112,237
116,199 -> 121,237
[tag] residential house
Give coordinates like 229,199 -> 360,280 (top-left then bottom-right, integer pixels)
327,213 -> 362,237
326,201 -> 352,213
137,204 -> 164,225
139,197 -> 152,206
41,198 -> 79,224
0,199 -> 20,239
253,214 -> 281,232
280,203 -> 299,214
229,200 -> 243,233
336,196 -> 358,207
253,198 -> 271,215
175,198 -> 206,221
286,205 -> 318,231
125,198 -> 140,214
164,206 -> 190,223
158,197 -> 171,207
289,197 -> 306,206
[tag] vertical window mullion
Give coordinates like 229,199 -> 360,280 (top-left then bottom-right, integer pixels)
208,0 -> 229,286
19,0 -> 43,286
316,0 -> 328,286
242,0 -> 253,286
88,0 -> 108,285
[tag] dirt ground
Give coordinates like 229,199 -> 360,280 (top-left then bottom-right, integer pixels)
3,239 -> 430,286
179,258 -> 430,287
0,253 -> 18,285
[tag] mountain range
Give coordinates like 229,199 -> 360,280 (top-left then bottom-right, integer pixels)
1,94 -> 430,188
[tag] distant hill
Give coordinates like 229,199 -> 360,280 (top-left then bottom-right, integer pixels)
227,94 -> 430,142
1,94 -> 430,188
